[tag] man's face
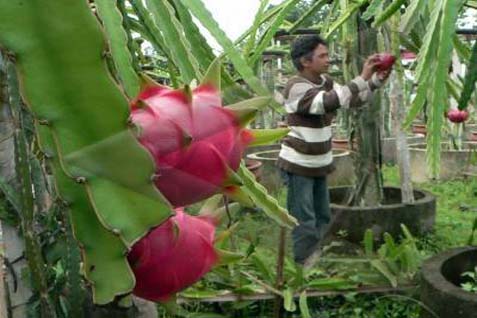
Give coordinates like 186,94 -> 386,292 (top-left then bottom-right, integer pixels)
301,44 -> 330,74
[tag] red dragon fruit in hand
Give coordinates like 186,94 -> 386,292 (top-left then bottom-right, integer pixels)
376,53 -> 396,72
128,207 -> 218,302
447,109 -> 469,123
130,80 -> 255,207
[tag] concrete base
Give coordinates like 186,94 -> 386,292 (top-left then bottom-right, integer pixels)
328,186 -> 436,243
421,247 -> 477,318
409,142 -> 477,183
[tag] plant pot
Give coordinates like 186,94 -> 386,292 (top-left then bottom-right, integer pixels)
381,135 -> 426,164
409,142 -> 477,183
246,145 -> 355,193
420,247 -> 477,318
411,123 -> 427,136
331,138 -> 357,150
245,158 -> 263,182
328,186 -> 436,243
469,131 -> 477,142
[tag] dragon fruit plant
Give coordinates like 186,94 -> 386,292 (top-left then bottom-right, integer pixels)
0,0 -> 296,306
127,63 -> 298,300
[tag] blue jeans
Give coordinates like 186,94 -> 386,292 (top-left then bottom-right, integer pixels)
281,171 -> 331,263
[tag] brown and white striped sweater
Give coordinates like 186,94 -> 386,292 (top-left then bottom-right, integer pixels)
277,73 -> 382,177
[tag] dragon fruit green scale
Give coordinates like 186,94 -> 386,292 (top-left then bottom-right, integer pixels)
130,80 -> 254,207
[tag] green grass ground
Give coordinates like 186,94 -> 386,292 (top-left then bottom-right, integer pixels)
169,166 -> 477,317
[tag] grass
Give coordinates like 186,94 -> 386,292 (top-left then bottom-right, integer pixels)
382,165 -> 477,251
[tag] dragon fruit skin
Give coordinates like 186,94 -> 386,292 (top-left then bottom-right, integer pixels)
376,53 -> 396,72
127,208 -> 218,302
130,83 -> 252,207
447,109 -> 469,123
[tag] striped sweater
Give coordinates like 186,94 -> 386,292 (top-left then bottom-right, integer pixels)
277,73 -> 382,177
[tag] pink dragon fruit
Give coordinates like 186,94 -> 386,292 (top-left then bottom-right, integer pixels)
130,81 -> 254,207
446,109 -> 469,123
376,53 -> 396,72
128,207 -> 218,302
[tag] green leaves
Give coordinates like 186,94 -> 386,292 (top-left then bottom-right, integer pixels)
248,128 -> 290,147
324,1 -> 368,39
145,0 -> 201,83
373,0 -> 407,27
181,0 -> 270,96
95,0 -> 140,98
426,0 -> 465,178
399,0 -> 427,34
249,0 -> 300,66
237,164 -> 298,229
458,39 -> 477,110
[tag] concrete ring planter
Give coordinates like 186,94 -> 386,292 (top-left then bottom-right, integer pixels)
246,145 -> 355,193
420,246 -> 477,318
328,186 -> 436,243
409,142 -> 477,183
381,135 -> 426,164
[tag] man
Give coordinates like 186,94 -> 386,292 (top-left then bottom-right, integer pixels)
277,35 -> 390,264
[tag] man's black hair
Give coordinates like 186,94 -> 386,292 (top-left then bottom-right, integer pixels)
290,35 -> 327,71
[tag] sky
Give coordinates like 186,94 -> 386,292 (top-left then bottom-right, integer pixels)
200,0 -> 285,50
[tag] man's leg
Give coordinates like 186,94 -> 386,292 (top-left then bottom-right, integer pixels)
285,172 -> 320,264
313,176 -> 331,239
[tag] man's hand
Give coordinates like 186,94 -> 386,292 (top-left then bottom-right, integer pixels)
360,54 -> 381,80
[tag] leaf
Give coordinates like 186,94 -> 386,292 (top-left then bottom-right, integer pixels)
181,0 -> 270,96
370,260 -> 398,287
248,128 -> 289,146
324,2 -> 366,39
214,249 -> 244,267
172,0 -> 216,68
426,0 -> 465,178
237,164 -> 297,228
251,254 -> 274,283
362,0 -> 384,21
0,176 -> 21,214
373,0 -> 407,27
249,0 -> 301,66
400,0 -> 427,34
453,34 -> 471,61
383,232 -> 397,258
95,0 -> 140,98
129,0 -> 170,59
283,287 -> 297,312
364,229 -> 374,257
299,291 -> 311,318
243,0 -> 270,57
226,96 -> 272,111
201,57 -> 221,90
145,0 -> 201,83
289,0 -> 329,32
458,39 -> 477,110
307,277 -> 356,290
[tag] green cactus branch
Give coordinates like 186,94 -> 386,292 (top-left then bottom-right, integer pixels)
0,0 -> 174,303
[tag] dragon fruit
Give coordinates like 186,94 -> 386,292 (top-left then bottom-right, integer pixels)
130,80 -> 255,207
376,53 -> 396,72
447,109 -> 469,123
128,207 -> 218,302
